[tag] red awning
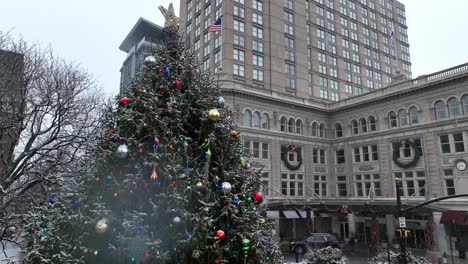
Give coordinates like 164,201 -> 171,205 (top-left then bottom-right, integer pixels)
440,211 -> 468,225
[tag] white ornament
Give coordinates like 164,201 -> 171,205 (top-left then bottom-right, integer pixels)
95,219 -> 109,234
221,182 -> 232,194
116,144 -> 129,158
173,216 -> 181,224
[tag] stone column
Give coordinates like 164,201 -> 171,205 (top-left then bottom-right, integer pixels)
348,213 -> 356,234
385,214 -> 396,243
433,212 -> 448,257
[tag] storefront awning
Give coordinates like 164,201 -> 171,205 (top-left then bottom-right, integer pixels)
283,210 -> 300,219
266,210 -> 280,219
440,211 -> 468,225
298,210 -> 307,218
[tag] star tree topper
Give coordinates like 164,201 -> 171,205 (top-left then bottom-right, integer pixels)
158,3 -> 180,28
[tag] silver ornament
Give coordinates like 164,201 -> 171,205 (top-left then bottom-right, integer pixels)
95,218 -> 109,234
116,144 -> 129,158
144,55 -> 156,66
217,96 -> 225,108
173,216 -> 181,224
221,182 -> 232,194
192,249 -> 201,259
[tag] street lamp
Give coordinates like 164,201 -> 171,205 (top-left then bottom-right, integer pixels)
395,177 -> 407,264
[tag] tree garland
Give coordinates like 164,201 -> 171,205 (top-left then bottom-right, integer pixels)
281,145 -> 302,171
393,139 -> 421,169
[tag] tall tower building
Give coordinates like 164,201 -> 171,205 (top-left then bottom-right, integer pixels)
179,0 -> 411,101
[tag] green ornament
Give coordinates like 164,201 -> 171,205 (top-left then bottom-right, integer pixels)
242,238 -> 250,247
246,197 -> 253,203
206,148 -> 212,160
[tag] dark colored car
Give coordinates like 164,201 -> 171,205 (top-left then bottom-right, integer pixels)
290,233 -> 339,254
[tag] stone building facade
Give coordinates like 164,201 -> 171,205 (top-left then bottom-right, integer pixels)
220,63 -> 468,257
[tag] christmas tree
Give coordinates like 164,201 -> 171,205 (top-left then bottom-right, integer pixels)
22,13 -> 282,264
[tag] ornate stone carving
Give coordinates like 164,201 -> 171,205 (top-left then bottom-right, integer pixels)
358,165 -> 374,171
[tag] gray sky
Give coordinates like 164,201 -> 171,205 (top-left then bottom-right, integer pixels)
1,0 -> 467,96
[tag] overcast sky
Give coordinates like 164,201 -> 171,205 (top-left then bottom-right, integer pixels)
1,0 -> 467,96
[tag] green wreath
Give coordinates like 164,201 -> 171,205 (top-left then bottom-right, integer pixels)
393,139 -> 420,169
281,146 -> 302,170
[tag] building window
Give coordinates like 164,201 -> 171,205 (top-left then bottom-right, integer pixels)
233,5 -> 245,18
253,40 -> 264,52
280,117 -> 287,132
261,113 -> 269,129
448,97 -> 460,117
352,119 -> 359,135
435,100 -> 447,119
336,149 -> 345,164
253,26 -> 264,39
313,148 -> 326,164
288,118 -> 295,133
313,175 -> 327,197
355,174 -> 382,197
233,20 -> 245,32
368,116 -> 376,131
409,106 -> 419,124
253,111 -> 261,128
233,49 -> 245,61
233,64 -> 245,76
284,24 -> 294,35
252,13 -> 263,25
253,54 -> 264,67
296,120 -> 303,135
360,118 -> 368,133
399,109 -> 408,126
281,173 -> 304,197
388,111 -> 397,127
440,132 -> 465,153
394,171 -> 426,197
243,110 -> 252,127
319,124 -> 325,137
252,0 -> 263,11
244,140 -> 269,159
354,145 -> 378,162
337,176 -> 347,197
312,122 -> 318,137
393,139 -> 423,159
260,172 -> 269,196
335,123 -> 343,137
443,169 -> 456,195
462,95 -> 468,114
234,34 -> 245,47
253,69 -> 264,81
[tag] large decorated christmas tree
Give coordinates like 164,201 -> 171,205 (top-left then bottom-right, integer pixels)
22,6 -> 282,264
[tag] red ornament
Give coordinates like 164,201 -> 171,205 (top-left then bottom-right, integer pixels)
174,79 -> 180,89
150,167 -> 157,181
215,230 -> 225,240
253,192 -> 264,205
230,130 -> 238,138
119,97 -> 130,107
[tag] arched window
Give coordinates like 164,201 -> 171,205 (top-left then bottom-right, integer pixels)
448,97 -> 460,117
296,120 -> 303,135
463,95 -> 468,114
243,110 -> 252,127
408,107 -> 418,124
352,120 -> 359,135
312,122 -> 318,137
388,111 -> 397,128
399,109 -> 408,126
288,118 -> 295,133
261,113 -> 269,129
435,100 -> 447,119
253,111 -> 261,128
368,116 -> 376,131
280,117 -> 287,132
360,118 -> 368,133
335,123 -> 343,137
319,123 -> 325,137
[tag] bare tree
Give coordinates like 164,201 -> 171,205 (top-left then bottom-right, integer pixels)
0,31 -> 103,255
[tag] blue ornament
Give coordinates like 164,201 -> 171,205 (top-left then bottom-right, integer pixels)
136,225 -> 143,230
233,198 -> 240,206
183,234 -> 191,240
49,195 -> 55,205
226,224 -> 231,228
73,199 -> 80,205
165,67 -> 171,78
218,96 -> 225,108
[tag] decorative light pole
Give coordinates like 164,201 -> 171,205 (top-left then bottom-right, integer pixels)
395,177 -> 407,264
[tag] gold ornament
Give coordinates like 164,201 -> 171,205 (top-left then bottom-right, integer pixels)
208,109 -> 221,122
95,219 -> 109,234
196,182 -> 203,188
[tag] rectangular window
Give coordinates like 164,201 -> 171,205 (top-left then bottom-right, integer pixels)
354,147 -> 361,162
253,26 -> 264,39
252,69 -> 264,81
314,175 -> 327,197
233,20 -> 245,32
336,149 -> 345,164
355,174 -> 381,197
234,34 -> 245,47
252,0 -> 263,11
371,145 -> 378,160
454,133 -> 465,152
337,176 -> 347,197
233,49 -> 245,61
281,173 -> 304,197
440,135 -> 451,153
233,64 -> 245,76
252,13 -> 263,25
252,40 -> 264,52
234,5 -> 245,18
253,54 -> 264,67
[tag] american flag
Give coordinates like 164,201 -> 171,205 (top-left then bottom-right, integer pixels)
209,18 -> 222,32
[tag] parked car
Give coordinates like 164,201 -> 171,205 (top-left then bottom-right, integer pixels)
290,233 -> 339,254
